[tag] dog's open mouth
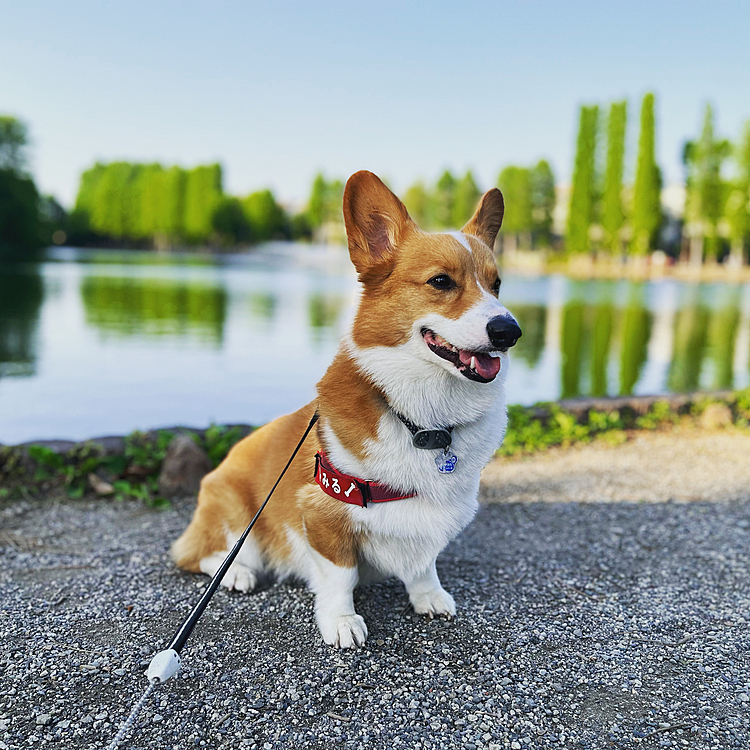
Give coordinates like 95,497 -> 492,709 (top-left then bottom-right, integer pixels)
422,329 -> 502,383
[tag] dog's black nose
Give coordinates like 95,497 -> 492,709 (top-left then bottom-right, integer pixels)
487,315 -> 522,350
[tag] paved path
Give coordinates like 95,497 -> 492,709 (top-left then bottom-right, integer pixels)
2,430 -> 750,749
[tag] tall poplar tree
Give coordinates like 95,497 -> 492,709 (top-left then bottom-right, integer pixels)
530,160 -> 556,247
602,101 -> 627,253
683,104 -> 730,264
631,93 -> 662,256
726,121 -> 750,265
498,166 -> 533,251
431,170 -> 456,229
566,104 -> 599,255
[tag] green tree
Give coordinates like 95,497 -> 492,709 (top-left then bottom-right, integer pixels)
155,166 -> 187,246
242,189 -> 289,242
212,196 -> 251,246
0,116 -> 29,172
530,159 -> 556,246
306,173 -> 344,232
631,93 -> 662,256
0,169 -> 41,259
567,104 -> 599,255
453,170 -> 481,228
498,166 -> 533,251
183,164 -> 223,243
431,170 -> 456,229
726,121 -> 750,265
307,173 -> 328,229
602,101 -> 627,253
0,116 -> 44,260
403,181 -> 429,227
683,104 -> 731,264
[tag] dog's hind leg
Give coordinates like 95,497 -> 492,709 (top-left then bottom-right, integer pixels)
171,472 -> 264,592
197,531 -> 263,593
401,559 -> 456,618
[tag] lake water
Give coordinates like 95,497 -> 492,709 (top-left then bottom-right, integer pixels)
1,244 -> 750,444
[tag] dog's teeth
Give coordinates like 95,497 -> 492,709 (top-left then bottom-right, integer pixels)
470,356 -> 476,370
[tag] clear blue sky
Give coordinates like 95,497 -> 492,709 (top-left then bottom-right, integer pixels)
2,0 -> 749,208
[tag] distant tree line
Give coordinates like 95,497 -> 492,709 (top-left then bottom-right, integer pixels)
69,161 -> 311,249
4,103 -> 750,265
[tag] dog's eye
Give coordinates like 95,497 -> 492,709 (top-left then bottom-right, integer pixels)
427,274 -> 457,291
491,278 -> 501,295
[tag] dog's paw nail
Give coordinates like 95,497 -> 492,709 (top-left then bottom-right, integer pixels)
321,614 -> 368,649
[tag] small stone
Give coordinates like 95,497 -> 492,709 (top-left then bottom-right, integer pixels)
35,715 -> 52,726
158,435 -> 212,497
738,693 -> 749,703
511,742 -> 522,750
699,403 -> 733,429
153,714 -> 163,723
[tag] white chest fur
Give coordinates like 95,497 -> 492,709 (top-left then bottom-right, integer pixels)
321,345 -> 509,582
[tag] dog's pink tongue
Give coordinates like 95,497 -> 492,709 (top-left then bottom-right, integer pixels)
458,349 -> 502,379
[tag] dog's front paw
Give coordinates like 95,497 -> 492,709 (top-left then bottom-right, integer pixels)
410,587 -> 456,619
318,613 -> 368,649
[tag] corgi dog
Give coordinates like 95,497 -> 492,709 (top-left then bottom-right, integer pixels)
171,171 -> 521,648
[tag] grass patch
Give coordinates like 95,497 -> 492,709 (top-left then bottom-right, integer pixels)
499,387 -> 750,458
0,424 -> 249,505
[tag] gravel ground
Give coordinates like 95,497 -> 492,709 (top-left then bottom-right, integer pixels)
2,430 -> 750,750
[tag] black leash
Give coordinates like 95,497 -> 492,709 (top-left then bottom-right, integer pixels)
107,410 -> 320,749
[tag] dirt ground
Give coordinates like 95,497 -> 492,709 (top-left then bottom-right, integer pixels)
481,426 -> 750,504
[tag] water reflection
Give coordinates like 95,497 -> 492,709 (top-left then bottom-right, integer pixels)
591,302 -> 614,396
668,299 -> 710,393
619,292 -> 652,395
0,265 -> 43,377
707,297 -> 740,390
3,248 -> 750,444
511,305 -> 546,368
561,300 -> 585,398
81,275 -> 227,343
307,293 -> 345,345
249,292 -> 276,322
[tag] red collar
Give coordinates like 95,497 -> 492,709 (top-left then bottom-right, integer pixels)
314,452 -> 415,508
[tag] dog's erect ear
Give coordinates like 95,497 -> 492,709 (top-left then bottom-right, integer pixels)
462,188 -> 505,250
343,171 -> 416,277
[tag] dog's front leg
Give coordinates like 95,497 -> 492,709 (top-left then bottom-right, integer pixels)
308,547 -> 367,648
402,559 -> 456,619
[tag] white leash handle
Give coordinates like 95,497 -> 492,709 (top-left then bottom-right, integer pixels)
146,649 -> 181,683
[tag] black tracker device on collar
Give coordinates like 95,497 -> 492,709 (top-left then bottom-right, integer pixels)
392,410 -> 454,450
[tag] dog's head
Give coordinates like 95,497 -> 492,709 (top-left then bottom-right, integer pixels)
343,171 -> 521,387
